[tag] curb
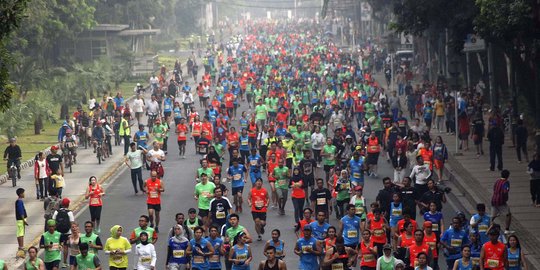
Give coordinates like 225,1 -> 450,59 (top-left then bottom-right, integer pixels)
0,146 -> 57,185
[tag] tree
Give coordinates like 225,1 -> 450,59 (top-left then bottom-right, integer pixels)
26,90 -> 55,135
10,54 -> 45,100
0,0 -> 31,112
0,101 -> 32,139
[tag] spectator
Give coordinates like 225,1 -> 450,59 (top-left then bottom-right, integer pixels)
528,153 -> 540,207
515,119 -> 529,163
487,123 -> 504,171
490,170 -> 514,234
471,113 -> 485,157
16,188 -> 28,258
34,151 -> 51,200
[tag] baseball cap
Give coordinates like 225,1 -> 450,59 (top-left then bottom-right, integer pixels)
423,221 -> 432,228
354,185 -> 363,191
383,244 -> 392,250
61,198 -> 70,207
188,208 -> 197,214
51,145 -> 59,151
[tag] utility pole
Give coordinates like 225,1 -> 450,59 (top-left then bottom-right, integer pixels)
487,42 -> 496,109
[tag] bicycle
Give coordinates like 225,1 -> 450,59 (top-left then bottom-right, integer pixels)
96,141 -> 104,164
63,149 -> 73,173
147,113 -> 158,133
7,160 -> 18,187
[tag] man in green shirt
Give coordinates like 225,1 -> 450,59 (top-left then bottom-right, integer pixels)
255,100 -> 268,129
73,243 -> 101,270
196,160 -> 214,181
129,215 -> 157,245
322,138 -> 337,184
39,219 -> 62,269
273,159 -> 290,216
80,221 -> 103,254
194,173 -> 215,228
225,214 -> 252,244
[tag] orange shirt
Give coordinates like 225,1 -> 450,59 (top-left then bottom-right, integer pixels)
201,122 -> 213,140
423,232 -> 438,258
176,124 -> 188,141
192,122 -> 202,137
146,179 -> 163,205
360,241 -> 377,267
409,243 -> 430,267
397,219 -> 418,233
367,137 -> 380,154
369,218 -> 387,244
267,158 -> 278,181
482,241 -> 506,270
227,132 -> 239,148
399,233 -> 415,248
291,179 -> 305,199
250,187 -> 268,212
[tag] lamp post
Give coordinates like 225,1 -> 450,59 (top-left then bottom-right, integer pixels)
448,57 -> 462,155
386,33 -> 398,92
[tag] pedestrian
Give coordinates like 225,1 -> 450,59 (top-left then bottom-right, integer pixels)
247,178 -> 269,241
34,152 -> 50,200
49,171 -> 65,198
431,136 -> 448,182
85,176 -> 104,234
135,232 -> 157,270
16,188 -> 28,258
119,113 -> 132,156
166,224 -> 189,270
486,122 -> 504,171
43,189 -> 60,232
257,246 -> 287,270
125,142 -> 147,195
24,246 -> 45,270
490,170 -> 514,234
458,111 -> 470,151
46,145 -> 63,176
471,113 -> 485,157
527,153 -> 540,207
392,148 -> 408,186
515,119 -> 529,163
52,198 -> 75,268
39,220 -> 62,270
144,171 -> 165,232
104,225 -> 132,270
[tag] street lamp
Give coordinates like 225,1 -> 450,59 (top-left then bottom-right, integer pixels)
448,57 -> 461,155
385,33 -> 399,92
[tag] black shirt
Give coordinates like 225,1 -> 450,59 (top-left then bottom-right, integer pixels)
310,187 -> 332,213
419,190 -> 445,211
4,145 -> 22,160
209,197 -> 233,226
299,159 -> 317,180
376,187 -> 395,215
399,186 -> 418,215
46,154 -> 63,174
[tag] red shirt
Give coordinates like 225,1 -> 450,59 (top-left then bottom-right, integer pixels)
250,187 -> 268,212
369,218 -> 387,244
399,233 -> 415,248
146,179 -> 162,205
176,124 -> 188,141
192,122 -> 202,137
482,241 -> 506,270
423,232 -> 438,258
409,242 -> 430,267
88,185 -> 103,207
397,219 -> 418,233
360,241 -> 377,267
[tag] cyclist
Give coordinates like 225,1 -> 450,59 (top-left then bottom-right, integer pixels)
3,137 -> 22,180
61,129 -> 78,164
149,74 -> 159,92
145,95 -> 160,132
91,121 -> 105,158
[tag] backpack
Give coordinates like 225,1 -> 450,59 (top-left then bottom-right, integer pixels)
55,209 -> 71,234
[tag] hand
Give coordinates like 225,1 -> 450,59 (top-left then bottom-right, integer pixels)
24,221 -> 29,226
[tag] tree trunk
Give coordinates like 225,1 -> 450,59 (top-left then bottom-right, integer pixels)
34,115 -> 42,135
60,103 -> 69,120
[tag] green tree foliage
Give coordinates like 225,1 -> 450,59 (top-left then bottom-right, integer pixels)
474,0 -> 533,43
0,0 -> 30,112
0,101 -> 32,138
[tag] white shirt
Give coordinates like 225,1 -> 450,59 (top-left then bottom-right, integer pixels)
37,159 -> 47,178
146,101 -> 160,115
410,164 -> 432,185
136,243 -> 156,270
311,132 -> 325,150
182,92 -> 194,104
149,76 -> 159,85
52,209 -> 75,234
203,85 -> 211,98
133,99 -> 145,113
147,149 -> 165,163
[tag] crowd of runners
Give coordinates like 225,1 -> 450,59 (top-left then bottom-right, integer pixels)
5,19 -> 532,270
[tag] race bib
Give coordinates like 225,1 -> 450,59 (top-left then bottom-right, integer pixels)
508,259 -> 518,267
432,223 -> 439,231
172,250 -> 185,258
355,206 -> 364,215
236,254 -> 247,261
450,239 -> 462,247
193,256 -> 205,264
347,230 -> 357,238
50,243 -> 60,251
478,224 -> 488,233
353,172 -> 361,178
331,263 -> 344,270
471,257 -> 480,266
301,245 -> 311,254
392,208 -> 402,216
201,191 -> 210,198
149,191 -> 159,198
487,259 -> 499,268
90,198 -> 100,205
209,255 -> 220,263
250,160 -> 258,166
278,180 -> 286,186
216,211 -> 226,219
363,254 -> 375,262
255,200 -> 264,208
179,132 -> 186,137
113,255 -> 123,264
140,256 -> 152,263
317,198 -> 326,205
233,174 -> 241,180
241,140 -> 248,146
373,229 -> 384,236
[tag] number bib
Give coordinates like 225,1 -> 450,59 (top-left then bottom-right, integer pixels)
317,198 -> 326,205
233,174 -> 241,180
216,211 -> 226,219
193,256 -> 205,264
332,263 -> 344,270
172,250 -> 185,258
140,256 -> 152,263
347,230 -> 357,238
487,259 -> 499,268
450,239 -> 462,247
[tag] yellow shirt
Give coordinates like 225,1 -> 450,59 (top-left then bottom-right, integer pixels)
104,236 -> 132,268
282,139 -> 295,159
435,101 -> 445,116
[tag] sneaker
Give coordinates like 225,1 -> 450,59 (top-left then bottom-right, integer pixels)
62,263 -> 69,268
257,235 -> 262,241
504,230 -> 515,235
260,226 -> 265,235
155,227 -> 159,233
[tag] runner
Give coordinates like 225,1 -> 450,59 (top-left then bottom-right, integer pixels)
187,227 -> 215,270
257,246 -> 287,270
294,225 -> 321,270
166,225 -> 190,270
125,142 -> 147,194
194,173 -> 216,229
144,171 -> 165,232
247,178 -> 269,241
247,148 -> 263,185
264,230 -> 286,261
130,215 -> 158,246
208,187 -> 233,229
146,142 -> 166,178
39,220 -> 62,270
176,117 -> 189,158
72,243 -> 101,270
229,232 -> 253,270
309,178 -> 332,219
85,176 -> 104,234
227,159 -> 247,213
273,159 -> 290,215
135,232 -> 157,270
24,246 -> 45,270
206,225 -> 224,270
339,204 -> 361,249
79,221 -> 103,254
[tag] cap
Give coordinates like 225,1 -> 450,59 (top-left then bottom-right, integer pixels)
354,185 -> 363,191
345,135 -> 352,139
66,129 -> 72,133
383,244 -> 392,250
9,138 -> 16,142
51,145 -> 59,151
423,221 -> 432,228
188,208 -> 197,214
395,260 -> 405,267
47,219 -> 56,226
303,225 -> 312,231
61,198 -> 70,207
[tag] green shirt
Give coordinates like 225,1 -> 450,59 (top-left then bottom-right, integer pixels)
42,231 -> 62,262
273,166 -> 289,190
213,143 -> 224,156
255,105 -> 268,120
133,227 -> 155,244
195,182 -> 216,210
322,144 -> 337,166
352,195 -> 367,220
153,124 -> 167,143
75,253 -> 100,270
226,225 -> 245,242
197,167 -> 214,178
336,179 -> 351,201
25,258 -> 43,270
80,233 -> 100,254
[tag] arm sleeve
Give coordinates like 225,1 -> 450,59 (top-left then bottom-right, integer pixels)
151,245 -> 157,266
93,256 -> 100,267
166,244 -> 172,265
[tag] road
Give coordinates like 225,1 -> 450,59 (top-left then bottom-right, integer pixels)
74,85 -> 464,270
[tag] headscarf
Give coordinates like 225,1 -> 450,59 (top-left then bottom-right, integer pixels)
110,225 -> 122,239
139,231 -> 149,245
171,224 -> 188,243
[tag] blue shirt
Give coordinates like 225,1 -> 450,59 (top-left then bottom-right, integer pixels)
239,135 -> 250,151
248,155 -> 262,171
167,238 -> 189,265
228,165 -> 247,188
470,214 -> 491,244
507,248 -> 521,270
441,228 -> 469,260
163,98 -> 173,113
308,221 -> 330,241
275,128 -> 287,138
206,236 -> 223,269
349,158 -> 364,183
231,244 -> 250,270
423,211 -> 443,233
296,237 -> 318,270
340,215 -> 361,246
173,107 -> 182,119
267,240 -> 284,259
135,131 -> 149,148
190,238 -> 210,269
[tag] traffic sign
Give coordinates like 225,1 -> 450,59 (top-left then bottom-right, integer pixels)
463,34 -> 486,52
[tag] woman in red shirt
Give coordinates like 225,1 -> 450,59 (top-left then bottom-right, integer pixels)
226,127 -> 239,159
85,176 -> 104,232
289,168 -> 305,223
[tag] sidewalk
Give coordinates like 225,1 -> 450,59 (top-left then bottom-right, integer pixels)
373,73 -> 540,269
0,91 -> 145,266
